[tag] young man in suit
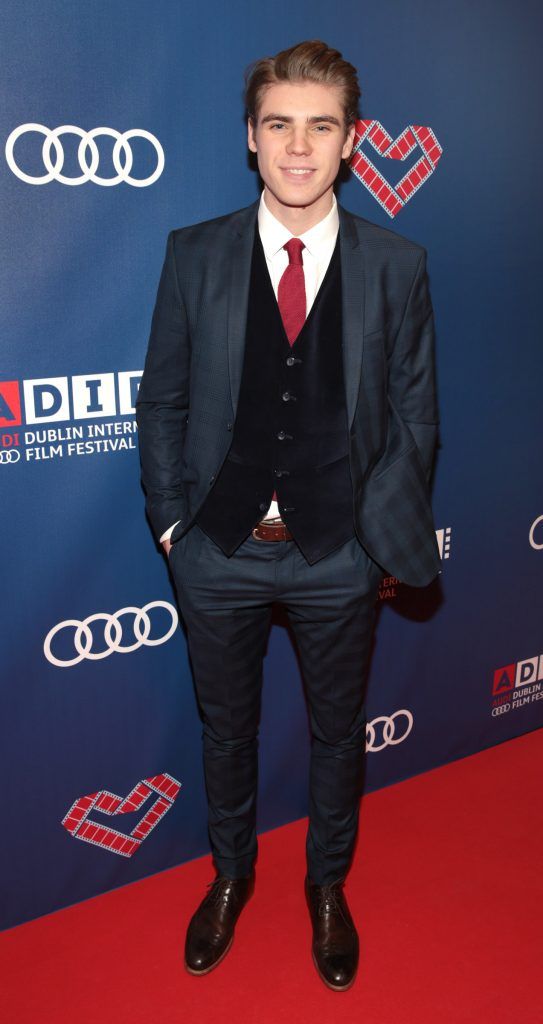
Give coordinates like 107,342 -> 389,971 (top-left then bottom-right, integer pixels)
136,39 -> 440,990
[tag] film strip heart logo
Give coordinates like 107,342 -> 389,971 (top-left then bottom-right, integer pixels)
61,773 -> 181,857
348,119 -> 443,217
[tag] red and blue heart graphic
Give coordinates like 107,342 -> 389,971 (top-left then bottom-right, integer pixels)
61,773 -> 181,857
348,119 -> 442,217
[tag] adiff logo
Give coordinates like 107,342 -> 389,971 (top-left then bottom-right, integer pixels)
0,371 -> 142,465
492,654 -> 543,696
0,372 -> 141,428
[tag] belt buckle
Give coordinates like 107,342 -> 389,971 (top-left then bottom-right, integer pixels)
252,518 -> 283,542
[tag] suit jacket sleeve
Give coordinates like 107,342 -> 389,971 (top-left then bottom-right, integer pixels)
135,230 -> 190,542
388,248 -> 439,482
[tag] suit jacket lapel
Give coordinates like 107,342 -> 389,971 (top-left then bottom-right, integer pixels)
226,200 -> 259,418
338,203 -> 366,430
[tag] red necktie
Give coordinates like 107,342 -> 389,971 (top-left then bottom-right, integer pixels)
277,238 -> 306,346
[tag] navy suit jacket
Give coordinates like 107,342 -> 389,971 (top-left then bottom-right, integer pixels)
136,198 -> 441,587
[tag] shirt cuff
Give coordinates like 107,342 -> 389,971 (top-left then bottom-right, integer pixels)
160,520 -> 181,543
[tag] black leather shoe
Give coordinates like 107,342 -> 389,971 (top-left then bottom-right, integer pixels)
184,870 -> 255,975
305,875 -> 359,991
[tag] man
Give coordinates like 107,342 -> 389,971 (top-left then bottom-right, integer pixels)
136,39 -> 440,991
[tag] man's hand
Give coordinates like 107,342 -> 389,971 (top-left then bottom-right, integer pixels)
162,538 -> 172,558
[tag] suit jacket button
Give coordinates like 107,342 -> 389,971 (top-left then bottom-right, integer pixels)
259,502 -> 268,512
226,422 -> 233,431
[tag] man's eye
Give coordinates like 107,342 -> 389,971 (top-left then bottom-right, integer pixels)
315,125 -> 331,132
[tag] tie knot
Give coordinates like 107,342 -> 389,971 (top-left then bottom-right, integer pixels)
284,237 -> 305,265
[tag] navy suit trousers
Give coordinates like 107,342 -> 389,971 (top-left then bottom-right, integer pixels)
169,523 -> 383,886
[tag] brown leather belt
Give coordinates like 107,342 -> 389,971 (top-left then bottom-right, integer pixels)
252,519 -> 293,542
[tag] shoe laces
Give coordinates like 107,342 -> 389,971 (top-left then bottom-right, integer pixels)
205,876 -> 239,907
316,882 -> 344,917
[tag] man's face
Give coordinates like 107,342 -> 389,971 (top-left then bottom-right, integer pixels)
247,80 -> 355,215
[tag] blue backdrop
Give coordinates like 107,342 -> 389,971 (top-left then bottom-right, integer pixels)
2,0 -> 542,930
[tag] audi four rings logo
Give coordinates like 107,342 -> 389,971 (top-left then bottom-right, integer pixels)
366,710 -> 413,751
0,449 -> 20,464
5,124 -> 164,186
44,601 -> 178,667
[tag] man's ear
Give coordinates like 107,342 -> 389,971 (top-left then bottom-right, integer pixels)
341,122 -> 356,160
247,117 -> 257,153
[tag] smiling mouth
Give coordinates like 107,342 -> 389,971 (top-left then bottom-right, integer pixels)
281,168 -> 315,176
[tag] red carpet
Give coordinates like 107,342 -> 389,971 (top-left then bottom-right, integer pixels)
3,730 -> 541,1024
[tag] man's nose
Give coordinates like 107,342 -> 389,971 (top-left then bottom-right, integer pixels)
286,128 -> 312,155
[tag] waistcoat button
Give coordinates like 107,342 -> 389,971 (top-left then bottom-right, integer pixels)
282,391 -> 293,402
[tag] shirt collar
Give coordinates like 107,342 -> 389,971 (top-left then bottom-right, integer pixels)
258,189 -> 339,259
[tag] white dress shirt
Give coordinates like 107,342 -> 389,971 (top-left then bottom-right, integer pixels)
160,189 -> 340,541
